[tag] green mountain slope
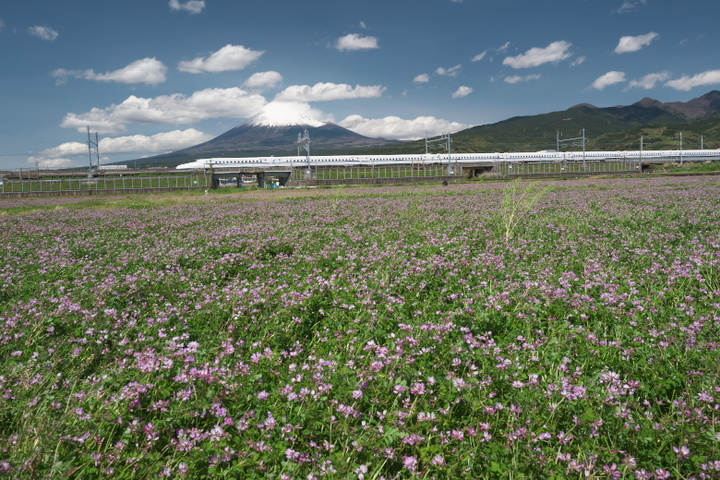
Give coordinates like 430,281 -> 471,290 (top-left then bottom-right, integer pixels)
125,91 -> 720,167
588,117 -> 720,151
359,91 -> 720,156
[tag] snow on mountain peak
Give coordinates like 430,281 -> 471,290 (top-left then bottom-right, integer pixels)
245,102 -> 326,128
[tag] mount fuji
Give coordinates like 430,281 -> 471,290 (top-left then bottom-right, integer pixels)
132,106 -> 396,167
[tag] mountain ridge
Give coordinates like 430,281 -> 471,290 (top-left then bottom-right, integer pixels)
136,113 -> 396,166
127,90 -> 720,167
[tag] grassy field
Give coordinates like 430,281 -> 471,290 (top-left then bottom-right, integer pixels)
0,176 -> 719,479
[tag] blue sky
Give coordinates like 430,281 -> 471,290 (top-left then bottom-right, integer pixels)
2,0 -> 720,169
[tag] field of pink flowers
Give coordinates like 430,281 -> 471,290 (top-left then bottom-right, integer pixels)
1,176 -> 719,479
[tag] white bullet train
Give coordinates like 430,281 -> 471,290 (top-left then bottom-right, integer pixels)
176,149 -> 720,170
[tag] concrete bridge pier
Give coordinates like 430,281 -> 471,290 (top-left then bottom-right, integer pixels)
210,174 -> 243,189
257,172 -> 291,188
464,166 -> 494,178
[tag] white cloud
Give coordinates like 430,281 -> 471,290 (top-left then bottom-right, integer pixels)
497,42 -> 511,53
359,21 -> 367,29
178,44 -> 264,73
504,74 -> 541,84
243,71 -> 283,90
35,141 -> 88,157
29,26 -> 58,41
626,71 -> 671,90
168,0 -> 205,14
617,0 -> 648,14
503,40 -> 573,69
53,58 -> 168,86
27,156 -> 76,169
571,56 -> 586,67
436,65 -> 462,77
413,74 -> 430,84
274,82 -> 385,102
39,129 -> 212,158
665,69 -> 720,91
339,115 -> 470,141
30,129 -> 213,168
102,129 -> 212,154
471,51 -> 487,62
451,86 -> 473,98
615,32 -> 659,53
60,87 -> 268,134
590,71 -> 626,90
335,34 -> 379,52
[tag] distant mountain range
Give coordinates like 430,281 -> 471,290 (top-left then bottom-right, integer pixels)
380,90 -> 720,155
135,110 -> 396,167
130,90 -> 720,167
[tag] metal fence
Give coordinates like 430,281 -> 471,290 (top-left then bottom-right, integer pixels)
0,174 -> 209,194
493,158 -> 642,177
292,163 -> 463,182
288,158 -> 647,183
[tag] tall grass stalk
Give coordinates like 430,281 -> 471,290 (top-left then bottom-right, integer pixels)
496,179 -> 552,240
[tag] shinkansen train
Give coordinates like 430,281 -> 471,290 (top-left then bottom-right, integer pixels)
175,149 -> 720,170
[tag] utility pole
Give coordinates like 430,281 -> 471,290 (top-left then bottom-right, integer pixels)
679,132 -> 684,165
87,126 -> 100,177
639,135 -> 648,172
297,129 -> 311,180
425,132 -> 454,174
556,130 -> 563,153
557,129 -> 587,168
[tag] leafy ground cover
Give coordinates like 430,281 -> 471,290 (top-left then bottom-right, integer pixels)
0,176 -> 719,479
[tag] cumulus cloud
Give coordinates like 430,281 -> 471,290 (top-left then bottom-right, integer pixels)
413,74 -> 430,84
451,86 -> 473,98
178,44 -> 264,73
53,58 -> 168,86
626,71 -> 671,90
436,65 -> 462,77
571,56 -> 586,67
665,69 -> 720,91
60,87 -> 267,134
168,0 -> 205,14
504,74 -> 541,84
590,71 -> 626,90
503,40 -> 573,69
615,32 -> 659,53
338,115 -> 470,141
471,51 -> 487,62
274,82 -> 385,102
102,129 -> 213,154
27,157 -> 77,169
335,34 -> 379,52
243,71 -> 283,90
30,129 -> 213,168
39,129 -> 212,158
29,26 -> 58,41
